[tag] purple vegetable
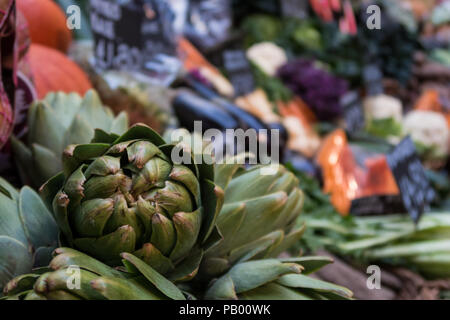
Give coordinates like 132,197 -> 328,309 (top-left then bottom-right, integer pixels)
278,59 -> 348,121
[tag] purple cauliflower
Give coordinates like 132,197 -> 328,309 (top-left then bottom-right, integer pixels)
278,59 -> 348,121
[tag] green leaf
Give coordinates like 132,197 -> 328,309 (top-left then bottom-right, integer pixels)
277,274 -> 353,299
279,256 -> 334,274
0,236 -> 32,291
113,124 -> 165,146
19,187 -> 59,250
121,253 -> 185,300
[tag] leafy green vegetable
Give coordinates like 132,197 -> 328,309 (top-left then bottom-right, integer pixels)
365,117 -> 403,139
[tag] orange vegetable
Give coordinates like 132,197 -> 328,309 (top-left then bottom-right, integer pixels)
363,156 -> 399,196
414,90 -> 442,112
28,44 -> 92,99
317,129 -> 399,215
17,0 -> 72,53
178,37 -> 220,76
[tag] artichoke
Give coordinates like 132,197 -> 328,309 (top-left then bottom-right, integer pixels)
205,258 -> 353,300
3,248 -> 185,300
199,160 -> 306,279
0,177 -> 59,291
40,124 -> 223,281
11,90 -> 129,188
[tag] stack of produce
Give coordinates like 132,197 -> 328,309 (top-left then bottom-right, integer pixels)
0,92 -> 352,300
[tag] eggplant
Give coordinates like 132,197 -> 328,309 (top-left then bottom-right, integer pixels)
179,76 -> 288,160
173,90 -> 238,132
185,75 -> 269,130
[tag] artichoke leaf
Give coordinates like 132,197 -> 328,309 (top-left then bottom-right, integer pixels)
167,247 -> 203,282
50,248 -> 123,278
134,243 -> 174,275
199,179 -> 224,243
121,252 -> 185,300
0,236 -> 33,292
113,124 -> 165,146
91,128 -> 119,144
10,136 -> 38,187
63,115 -> 96,152
3,273 -> 41,296
19,186 -> 58,250
278,256 -> 334,275
34,269 -> 105,300
31,144 -> 61,185
110,111 -> 129,135
29,101 -> 65,156
74,225 -> 136,265
169,208 -> 202,261
90,275 -> 164,300
84,156 -> 121,178
150,214 -> 176,256
240,282 -> 313,300
277,274 -> 353,299
40,172 -> 65,212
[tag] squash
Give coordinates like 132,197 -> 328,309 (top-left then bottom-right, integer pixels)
27,44 -> 92,99
17,0 -> 72,53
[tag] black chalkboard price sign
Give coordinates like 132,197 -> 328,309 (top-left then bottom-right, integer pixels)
222,49 -> 255,97
386,137 -> 435,222
340,91 -> 365,135
89,0 -> 176,72
90,0 -> 144,70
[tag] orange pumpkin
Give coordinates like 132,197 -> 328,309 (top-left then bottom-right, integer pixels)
17,0 -> 72,53
28,44 -> 92,99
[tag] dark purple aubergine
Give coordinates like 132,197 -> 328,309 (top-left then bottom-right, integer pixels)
184,75 -> 269,131
173,91 -> 239,132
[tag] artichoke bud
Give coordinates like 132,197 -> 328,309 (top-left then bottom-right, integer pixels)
73,198 -> 114,237
127,141 -> 160,169
150,213 -> 176,256
45,125 -> 219,278
84,156 -> 121,178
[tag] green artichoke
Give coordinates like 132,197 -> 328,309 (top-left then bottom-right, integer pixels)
205,258 -> 353,300
11,90 -> 129,188
3,248 -> 185,300
199,160 -> 306,279
40,124 -> 223,281
0,178 -> 59,291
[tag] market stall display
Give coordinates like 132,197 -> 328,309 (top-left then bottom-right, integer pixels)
0,0 -> 449,301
